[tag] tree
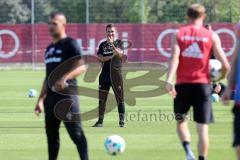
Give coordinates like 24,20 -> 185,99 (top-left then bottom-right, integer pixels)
122,0 -> 151,23
87,0 -> 150,23
0,0 -> 30,24
204,0 -> 240,22
50,0 -> 86,23
145,0 -> 240,23
0,0 -> 239,24
23,0 -> 55,23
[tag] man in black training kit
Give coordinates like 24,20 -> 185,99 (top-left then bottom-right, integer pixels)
93,24 -> 126,127
34,12 -> 89,160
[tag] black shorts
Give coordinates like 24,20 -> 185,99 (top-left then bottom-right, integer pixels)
174,83 -> 214,124
99,71 -> 124,103
232,106 -> 240,147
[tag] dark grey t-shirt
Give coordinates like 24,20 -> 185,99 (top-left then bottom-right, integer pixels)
97,39 -> 123,73
45,37 -> 82,96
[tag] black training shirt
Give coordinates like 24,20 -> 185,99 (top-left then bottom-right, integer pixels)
97,39 -> 123,73
45,37 -> 82,95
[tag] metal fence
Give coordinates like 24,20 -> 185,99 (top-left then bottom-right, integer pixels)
0,0 -> 239,68
0,0 -> 239,24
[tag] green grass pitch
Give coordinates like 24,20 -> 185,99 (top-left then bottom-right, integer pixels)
0,70 -> 235,160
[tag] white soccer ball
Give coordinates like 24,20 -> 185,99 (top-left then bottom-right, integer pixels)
28,89 -> 37,98
104,135 -> 126,155
209,59 -> 222,82
211,93 -> 220,102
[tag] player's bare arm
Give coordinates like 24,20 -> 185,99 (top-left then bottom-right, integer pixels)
226,26 -> 239,89
165,32 -> 180,97
34,78 -> 47,116
54,59 -> 87,91
227,43 -> 239,87
222,40 -> 239,104
212,32 -> 231,79
65,59 -> 87,80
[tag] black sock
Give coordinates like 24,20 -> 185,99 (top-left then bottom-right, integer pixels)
97,119 -> 103,124
118,103 -> 125,122
182,141 -> 192,155
199,156 -> 205,160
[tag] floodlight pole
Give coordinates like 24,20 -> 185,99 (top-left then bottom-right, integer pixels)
86,0 -> 89,24
140,0 -> 145,65
31,0 -> 35,70
31,0 -> 34,25
141,0 -> 145,23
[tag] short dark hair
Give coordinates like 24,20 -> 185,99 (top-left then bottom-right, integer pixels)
50,11 -> 66,19
106,24 -> 116,31
187,4 -> 206,20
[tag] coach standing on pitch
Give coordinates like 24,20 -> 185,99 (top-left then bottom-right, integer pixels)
166,4 -> 230,160
92,24 -> 126,127
34,12 -> 89,160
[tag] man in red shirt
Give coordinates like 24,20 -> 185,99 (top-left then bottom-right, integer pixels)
166,4 -> 230,160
